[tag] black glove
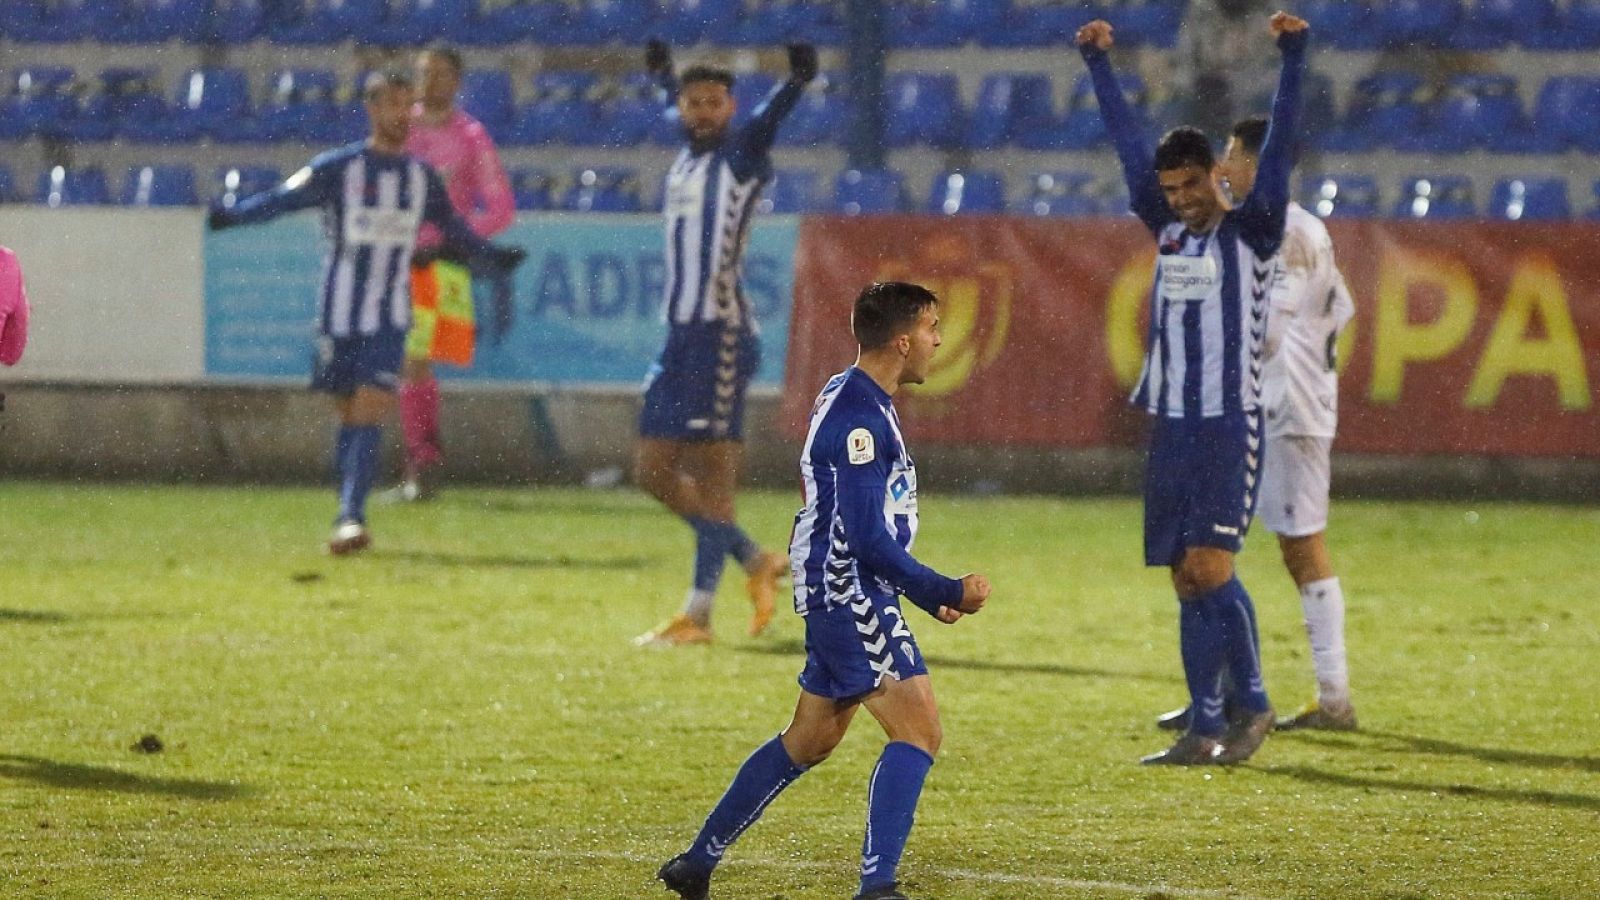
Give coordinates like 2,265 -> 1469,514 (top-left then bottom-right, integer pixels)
645,37 -> 673,77
492,245 -> 527,273
787,43 -> 818,84
206,201 -> 231,231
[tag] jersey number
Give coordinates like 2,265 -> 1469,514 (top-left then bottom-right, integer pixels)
881,604 -> 912,639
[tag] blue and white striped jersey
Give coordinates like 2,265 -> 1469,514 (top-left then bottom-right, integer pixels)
788,368 -> 963,618
659,81 -> 802,329
213,143 -> 498,339
1082,30 -> 1307,420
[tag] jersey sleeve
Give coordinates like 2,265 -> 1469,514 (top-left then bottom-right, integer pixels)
726,80 -> 804,182
831,419 -> 964,617
211,155 -> 334,228
465,127 -> 516,238
1235,29 -> 1309,259
1078,44 -> 1171,236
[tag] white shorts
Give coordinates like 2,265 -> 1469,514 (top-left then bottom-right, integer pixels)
1257,434 -> 1332,538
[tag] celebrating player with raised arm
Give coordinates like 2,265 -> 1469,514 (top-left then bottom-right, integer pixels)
632,39 -> 817,647
208,71 -> 525,555
1076,12 -> 1308,765
385,43 -> 517,503
655,282 -> 991,900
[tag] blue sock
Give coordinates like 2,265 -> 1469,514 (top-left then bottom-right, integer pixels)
1208,577 -> 1271,714
860,741 -> 934,895
331,427 -> 352,481
1178,596 -> 1228,737
711,521 -> 761,568
686,735 -> 806,871
337,425 -> 381,525
686,517 -> 729,593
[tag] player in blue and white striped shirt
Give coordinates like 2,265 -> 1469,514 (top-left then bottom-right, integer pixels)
656,282 -> 990,900
208,71 -> 523,555
633,40 -> 816,647
1078,12 -> 1308,765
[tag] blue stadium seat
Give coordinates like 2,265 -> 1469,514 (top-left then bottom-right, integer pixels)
927,170 -> 1006,215
1301,174 -> 1380,218
1106,0 -> 1186,49
459,70 -> 515,142
367,0 -> 469,46
775,74 -> 849,148
0,0 -> 110,41
200,0 -> 268,43
1372,0 -> 1462,48
60,68 -> 166,142
1393,176 -> 1476,219
729,0 -> 843,47
450,0 -> 564,44
94,0 -> 207,43
1529,76 -> 1600,153
597,73 -> 667,148
36,166 -> 112,206
561,166 -> 643,212
886,0 -> 985,49
122,165 -> 198,206
1017,171 -> 1106,216
1401,74 -> 1525,154
965,72 -> 1053,150
260,69 -> 340,141
884,72 -> 963,148
1,67 -> 78,139
509,72 -> 600,146
1295,0 -> 1377,49
557,0 -> 653,45
509,168 -> 555,210
834,168 -> 904,215
759,169 -> 819,214
1324,71 -> 1424,153
216,165 -> 282,205
268,0 -> 381,44
0,165 -> 19,202
654,0 -> 741,45
1450,0 -> 1566,48
159,69 -> 261,143
1019,71 -> 1148,152
1565,0 -> 1600,48
1489,178 -> 1569,221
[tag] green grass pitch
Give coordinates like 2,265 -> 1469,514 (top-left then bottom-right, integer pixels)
2,482 -> 1597,898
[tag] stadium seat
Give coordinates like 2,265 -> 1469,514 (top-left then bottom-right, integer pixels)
557,0 -> 654,45
1324,71 -> 1424,152
216,165 -> 282,205
60,68 -> 166,143
122,165 -> 198,206
200,0 -> 268,43
93,0 -> 207,43
1106,0 -> 1186,49
562,166 -> 643,212
0,67 -> 78,139
1294,0 -> 1377,48
1400,74 -> 1525,154
450,0 -> 564,44
1372,0 -> 1462,48
965,72 -> 1054,150
268,0 -> 381,44
458,70 -> 515,143
260,69 -> 340,142
1451,0 -> 1565,48
0,165 -> 19,202
886,0 -> 985,48
1393,176 -> 1476,219
774,74 -> 849,148
0,0 -> 108,41
36,166 -> 111,206
654,0 -> 741,45
927,170 -> 1006,215
834,168 -> 904,215
157,68 -> 262,144
509,72 -> 600,146
1489,178 -> 1569,221
1529,76 -> 1600,153
1017,171 -> 1101,216
884,72 -> 963,148
758,169 -> 819,214
1020,71 -> 1148,152
509,167 -> 556,210
366,0 -> 469,46
1301,174 -> 1380,218
1565,0 -> 1600,48
592,73 -> 667,148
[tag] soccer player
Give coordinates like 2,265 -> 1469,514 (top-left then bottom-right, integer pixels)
385,43 -> 516,503
654,281 -> 992,900
632,39 -> 817,647
1222,116 -> 1357,731
1076,12 -> 1308,765
208,71 -> 524,555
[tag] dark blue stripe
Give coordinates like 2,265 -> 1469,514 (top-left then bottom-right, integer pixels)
349,244 -> 373,336
1218,220 -> 1243,416
380,245 -> 406,332
1155,297 -> 1172,415
1181,293 -> 1203,416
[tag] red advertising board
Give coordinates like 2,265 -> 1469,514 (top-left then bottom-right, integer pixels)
783,216 -> 1600,457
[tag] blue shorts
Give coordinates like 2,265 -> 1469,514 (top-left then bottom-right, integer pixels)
797,592 -> 929,702
310,331 -> 405,396
1143,412 -> 1262,567
639,324 -> 760,442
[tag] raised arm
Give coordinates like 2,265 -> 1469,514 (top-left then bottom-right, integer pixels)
423,168 -> 524,272
726,43 -> 815,180
464,126 -> 515,238
832,425 -> 965,618
1076,20 -> 1170,234
1237,13 -> 1310,258
208,160 -> 331,230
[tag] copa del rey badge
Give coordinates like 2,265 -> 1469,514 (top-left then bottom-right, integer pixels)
847,428 -> 875,465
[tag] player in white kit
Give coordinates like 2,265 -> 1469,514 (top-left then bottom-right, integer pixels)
1222,116 -> 1357,730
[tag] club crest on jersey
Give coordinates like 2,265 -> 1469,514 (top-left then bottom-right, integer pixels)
847,428 -> 875,464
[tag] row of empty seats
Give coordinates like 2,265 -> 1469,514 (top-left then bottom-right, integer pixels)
8,163 -> 1595,220
0,0 -> 1190,48
12,64 -> 1600,154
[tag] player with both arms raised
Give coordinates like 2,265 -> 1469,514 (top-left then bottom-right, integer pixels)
656,282 -> 991,900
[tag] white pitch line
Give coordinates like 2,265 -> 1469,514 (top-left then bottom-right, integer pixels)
537,848 -> 1247,898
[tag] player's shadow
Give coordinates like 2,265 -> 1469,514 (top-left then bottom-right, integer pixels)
369,550 -> 653,571
0,755 -> 248,801
1259,765 -> 1600,812
735,641 -> 1165,682
0,609 -> 69,624
1284,729 -> 1600,774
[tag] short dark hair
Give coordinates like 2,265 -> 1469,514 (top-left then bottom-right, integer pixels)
421,43 -> 464,75
853,282 -> 938,351
679,65 -> 735,90
363,69 -> 413,103
1153,126 -> 1215,172
1230,116 -> 1269,155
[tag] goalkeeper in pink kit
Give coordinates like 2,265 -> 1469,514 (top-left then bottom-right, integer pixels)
390,43 -> 516,502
